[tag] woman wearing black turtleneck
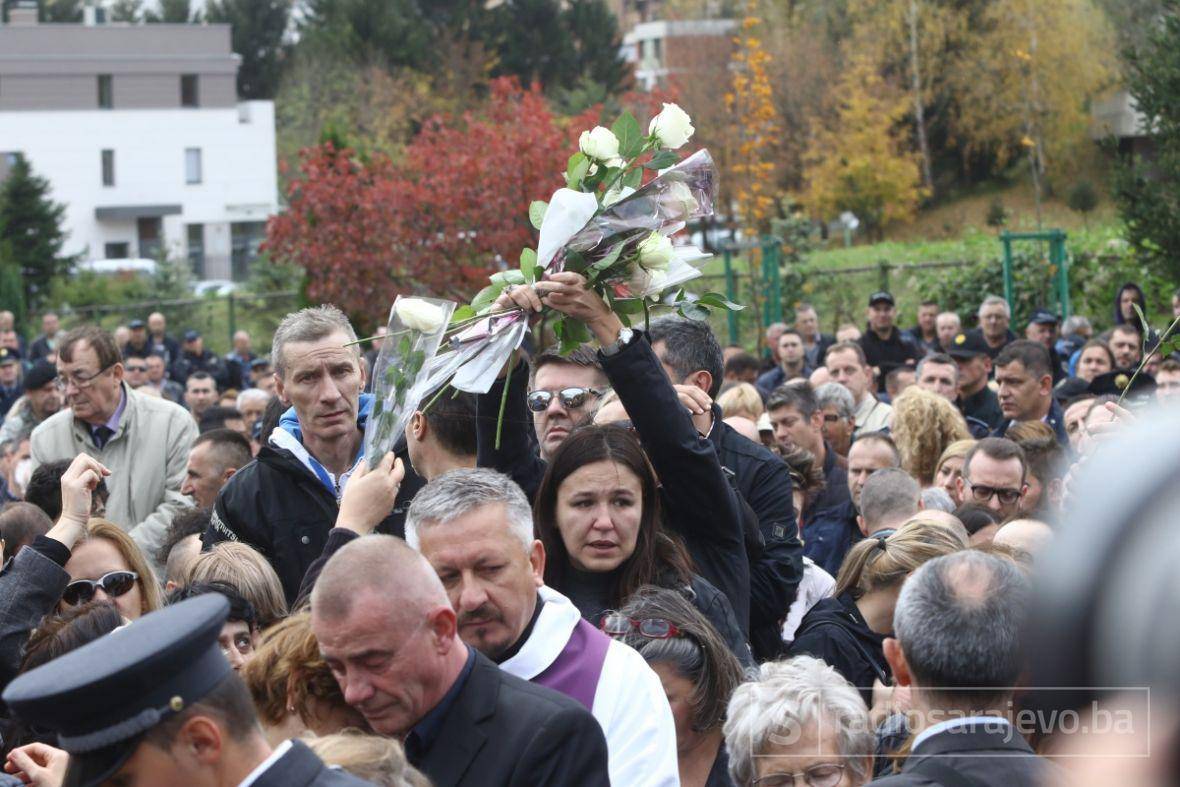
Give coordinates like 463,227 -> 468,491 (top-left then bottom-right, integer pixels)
534,425 -> 752,666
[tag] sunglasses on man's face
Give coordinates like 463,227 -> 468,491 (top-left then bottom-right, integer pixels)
62,570 -> 138,606
525,387 -> 605,413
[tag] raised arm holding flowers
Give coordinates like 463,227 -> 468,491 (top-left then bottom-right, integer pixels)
360,103 -> 742,457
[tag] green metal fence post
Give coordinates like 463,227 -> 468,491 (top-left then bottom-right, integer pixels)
764,237 -> 784,327
227,293 -> 236,348
1051,230 -> 1070,320
724,248 -> 739,346
1000,232 -> 1015,315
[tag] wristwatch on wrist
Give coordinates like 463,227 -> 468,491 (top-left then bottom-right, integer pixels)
600,325 -> 635,357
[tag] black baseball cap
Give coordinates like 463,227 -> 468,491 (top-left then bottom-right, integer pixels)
0,347 -> 21,365
946,331 -> 991,359
128,319 -> 145,330
868,291 -> 895,306
23,361 -> 56,391
1029,308 -> 1060,326
183,330 -> 201,342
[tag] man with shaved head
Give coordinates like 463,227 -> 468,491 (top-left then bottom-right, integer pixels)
310,534 -> 609,787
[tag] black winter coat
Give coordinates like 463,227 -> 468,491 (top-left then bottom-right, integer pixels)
788,592 -> 889,707
202,437 -> 420,604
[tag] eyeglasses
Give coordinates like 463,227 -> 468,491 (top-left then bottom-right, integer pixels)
599,614 -> 681,639
55,361 -> 117,391
526,387 -> 605,412
821,413 -> 844,423
124,364 -> 148,373
62,570 -> 138,606
965,479 -> 1022,505
753,764 -> 847,787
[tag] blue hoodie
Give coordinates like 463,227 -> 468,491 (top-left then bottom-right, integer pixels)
272,393 -> 375,498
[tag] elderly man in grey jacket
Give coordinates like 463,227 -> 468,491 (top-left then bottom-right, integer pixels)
29,326 -> 195,570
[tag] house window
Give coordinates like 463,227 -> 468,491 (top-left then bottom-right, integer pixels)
230,221 -> 266,280
101,149 -> 115,187
187,223 -> 205,278
180,74 -> 199,107
104,242 -> 130,259
185,148 -> 202,184
98,75 -> 112,109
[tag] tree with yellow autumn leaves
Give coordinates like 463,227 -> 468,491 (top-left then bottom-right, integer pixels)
801,54 -> 928,240
725,3 -> 780,236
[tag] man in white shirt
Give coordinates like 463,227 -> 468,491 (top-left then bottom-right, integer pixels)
824,341 -> 891,437
406,468 -> 680,787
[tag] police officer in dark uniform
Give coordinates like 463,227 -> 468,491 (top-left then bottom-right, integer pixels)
946,331 -> 1005,432
2,595 -> 371,787
0,348 -> 23,419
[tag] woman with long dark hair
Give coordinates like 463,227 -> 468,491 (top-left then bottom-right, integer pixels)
534,425 -> 752,664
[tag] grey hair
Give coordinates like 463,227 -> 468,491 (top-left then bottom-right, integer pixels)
814,382 -> 855,420
935,311 -> 960,328
236,388 -> 271,411
916,353 -> 959,385
894,550 -> 1030,708
978,295 -> 1011,318
271,304 -> 359,379
405,468 -> 535,552
1062,315 -> 1092,337
859,468 -> 920,533
724,656 -> 873,786
920,486 -> 956,513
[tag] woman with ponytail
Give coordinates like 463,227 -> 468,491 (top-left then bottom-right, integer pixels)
786,519 -> 966,706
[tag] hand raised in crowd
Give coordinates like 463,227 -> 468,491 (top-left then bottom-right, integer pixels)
5,742 -> 69,787
673,384 -> 711,417
495,272 -> 625,347
45,454 -> 110,550
335,453 -> 404,536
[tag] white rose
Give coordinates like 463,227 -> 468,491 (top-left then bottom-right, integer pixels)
648,103 -> 694,149
637,232 -> 675,270
629,266 -> 668,297
394,298 -> 447,334
579,126 -> 621,162
665,181 -> 699,217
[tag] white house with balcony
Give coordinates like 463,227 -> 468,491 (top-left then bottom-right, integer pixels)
0,4 -> 277,280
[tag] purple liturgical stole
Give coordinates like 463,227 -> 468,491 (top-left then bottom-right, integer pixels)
532,618 -> 610,711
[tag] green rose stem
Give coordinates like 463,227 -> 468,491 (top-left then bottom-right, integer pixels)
1117,312 -> 1180,408
495,365 -> 512,450
643,298 -> 651,334
343,307 -> 525,349
420,382 -> 451,415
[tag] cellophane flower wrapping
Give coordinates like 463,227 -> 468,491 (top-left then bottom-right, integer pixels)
364,296 -> 456,464
547,149 -> 718,297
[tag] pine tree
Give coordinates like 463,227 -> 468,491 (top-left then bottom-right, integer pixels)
204,0 -> 290,99
0,155 -> 74,312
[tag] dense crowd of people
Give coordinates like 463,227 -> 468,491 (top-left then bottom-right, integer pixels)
0,279 -> 1176,786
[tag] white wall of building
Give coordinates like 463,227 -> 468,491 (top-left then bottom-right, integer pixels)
0,100 -> 276,278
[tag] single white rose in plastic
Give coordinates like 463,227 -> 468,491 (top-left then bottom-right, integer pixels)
395,298 -> 447,334
637,232 -> 675,270
648,103 -> 694,149
579,126 -> 621,162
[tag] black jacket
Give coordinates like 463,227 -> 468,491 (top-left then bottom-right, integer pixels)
873,722 -> 1051,786
958,385 -> 1005,432
860,327 -> 923,392
171,349 -> 229,389
202,437 -> 417,604
411,650 -> 610,787
709,409 -> 803,660
994,397 -> 1069,447
965,327 -> 1017,361
788,593 -> 888,707
253,738 -> 372,786
476,334 -> 752,634
802,498 -> 860,577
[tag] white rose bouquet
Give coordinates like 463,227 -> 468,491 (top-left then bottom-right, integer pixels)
367,104 -> 742,448
363,295 -> 456,463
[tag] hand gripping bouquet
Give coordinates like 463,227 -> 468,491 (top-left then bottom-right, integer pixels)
360,104 -> 743,457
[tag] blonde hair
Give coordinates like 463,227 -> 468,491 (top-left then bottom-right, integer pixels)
187,542 -> 288,627
305,730 -> 430,787
73,519 -> 164,615
891,388 -> 972,485
935,439 -> 976,478
717,382 -> 764,422
241,612 -> 348,728
834,518 -> 967,598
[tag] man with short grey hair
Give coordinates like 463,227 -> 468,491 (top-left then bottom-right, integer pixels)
856,467 -> 919,537
935,311 -> 960,352
815,382 -> 855,457
406,468 -> 679,787
203,305 -> 407,603
878,550 -> 1046,786
967,295 -> 1016,360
